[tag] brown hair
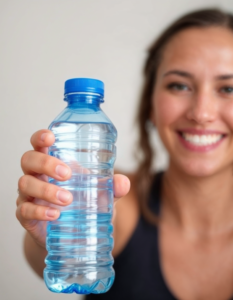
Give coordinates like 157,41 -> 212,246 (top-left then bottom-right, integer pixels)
135,8 -> 233,225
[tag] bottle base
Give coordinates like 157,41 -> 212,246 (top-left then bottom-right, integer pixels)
44,272 -> 115,294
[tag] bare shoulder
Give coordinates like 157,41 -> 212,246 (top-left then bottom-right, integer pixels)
112,170 -> 140,257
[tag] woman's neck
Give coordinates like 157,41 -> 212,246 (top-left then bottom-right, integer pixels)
161,163 -> 233,239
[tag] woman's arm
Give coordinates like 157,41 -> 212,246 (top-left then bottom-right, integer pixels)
112,173 -> 139,257
24,232 -> 47,278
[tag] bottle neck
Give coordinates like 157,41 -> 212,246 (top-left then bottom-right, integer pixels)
64,92 -> 103,107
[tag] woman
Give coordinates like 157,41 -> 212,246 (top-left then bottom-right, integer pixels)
16,8 -> 233,300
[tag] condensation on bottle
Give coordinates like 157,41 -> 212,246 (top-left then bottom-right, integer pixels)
43,78 -> 117,294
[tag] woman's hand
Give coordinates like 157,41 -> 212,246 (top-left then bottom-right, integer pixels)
16,129 -> 130,249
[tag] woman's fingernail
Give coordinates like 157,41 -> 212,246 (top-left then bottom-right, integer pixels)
56,165 -> 69,178
57,190 -> 71,203
41,133 -> 47,141
46,208 -> 58,218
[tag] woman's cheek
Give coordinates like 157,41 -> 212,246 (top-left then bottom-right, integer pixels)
222,101 -> 233,130
154,92 -> 188,127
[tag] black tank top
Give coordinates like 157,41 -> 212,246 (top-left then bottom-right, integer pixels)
85,171 -> 177,300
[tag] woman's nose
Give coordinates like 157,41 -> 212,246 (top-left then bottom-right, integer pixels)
186,90 -> 217,125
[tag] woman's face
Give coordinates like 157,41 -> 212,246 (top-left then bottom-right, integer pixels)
152,26 -> 233,177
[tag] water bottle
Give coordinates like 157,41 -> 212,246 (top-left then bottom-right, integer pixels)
43,78 -> 117,294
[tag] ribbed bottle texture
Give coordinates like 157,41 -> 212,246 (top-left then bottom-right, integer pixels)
44,84 -> 117,294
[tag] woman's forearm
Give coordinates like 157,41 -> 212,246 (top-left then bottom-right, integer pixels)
24,232 -> 47,278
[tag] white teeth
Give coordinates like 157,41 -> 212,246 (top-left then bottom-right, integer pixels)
182,133 -> 223,146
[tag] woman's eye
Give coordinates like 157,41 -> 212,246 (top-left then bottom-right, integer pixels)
167,83 -> 189,91
220,86 -> 233,94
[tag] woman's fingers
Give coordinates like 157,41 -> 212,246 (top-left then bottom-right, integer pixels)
113,174 -> 130,200
18,175 -> 73,206
30,129 -> 55,152
16,200 -> 60,224
21,150 -> 72,180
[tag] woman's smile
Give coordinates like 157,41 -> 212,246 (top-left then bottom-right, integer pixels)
176,128 -> 227,152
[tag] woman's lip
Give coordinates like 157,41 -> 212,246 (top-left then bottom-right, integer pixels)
177,132 -> 226,153
177,128 -> 227,135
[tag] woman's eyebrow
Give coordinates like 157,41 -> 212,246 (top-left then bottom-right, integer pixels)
163,71 -> 233,80
163,70 -> 193,78
216,74 -> 233,80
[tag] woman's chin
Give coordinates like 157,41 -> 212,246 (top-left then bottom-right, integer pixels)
174,159 -> 223,178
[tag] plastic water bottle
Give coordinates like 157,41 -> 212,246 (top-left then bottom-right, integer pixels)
43,78 -> 117,294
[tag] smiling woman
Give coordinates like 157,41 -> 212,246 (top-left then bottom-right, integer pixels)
16,8 -> 233,300
152,26 -> 233,178
136,9 -> 233,225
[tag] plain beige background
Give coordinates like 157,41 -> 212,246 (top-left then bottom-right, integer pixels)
1,1 -> 233,299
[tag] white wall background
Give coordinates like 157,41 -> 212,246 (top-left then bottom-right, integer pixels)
1,0 -> 232,299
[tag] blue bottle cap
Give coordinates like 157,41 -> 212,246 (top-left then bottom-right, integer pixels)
64,78 -> 104,97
